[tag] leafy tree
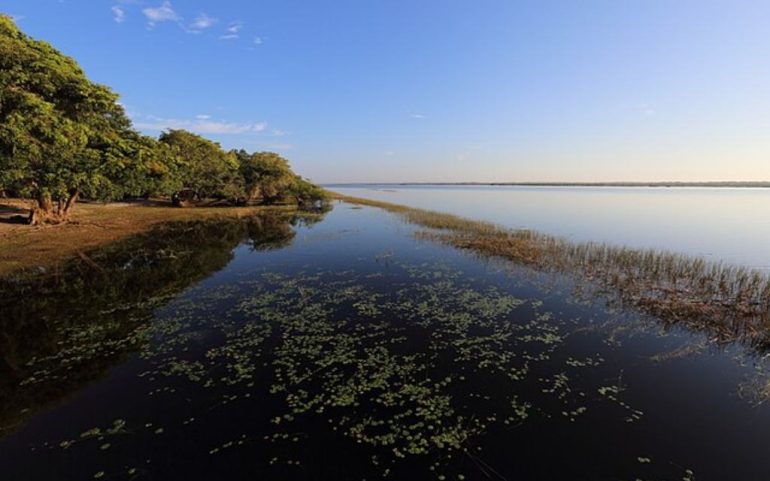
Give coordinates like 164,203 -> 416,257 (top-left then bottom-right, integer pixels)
0,16 -> 326,218
288,176 -> 329,206
235,150 -> 307,204
0,15 -> 139,224
158,130 -> 241,204
115,134 -> 183,199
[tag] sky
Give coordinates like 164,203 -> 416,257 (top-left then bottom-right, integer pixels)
3,0 -> 770,183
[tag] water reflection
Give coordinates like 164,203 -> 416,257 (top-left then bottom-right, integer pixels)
0,211 -> 326,438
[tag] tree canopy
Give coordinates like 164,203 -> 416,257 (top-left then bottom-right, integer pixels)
0,15 -> 326,223
235,150 -> 293,203
0,15 -> 140,223
159,130 -> 241,203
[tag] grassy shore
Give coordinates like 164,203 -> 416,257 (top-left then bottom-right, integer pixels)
0,199 -> 298,277
332,192 -> 770,351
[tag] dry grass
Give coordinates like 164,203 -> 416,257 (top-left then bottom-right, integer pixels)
0,199 -> 297,277
333,192 -> 770,351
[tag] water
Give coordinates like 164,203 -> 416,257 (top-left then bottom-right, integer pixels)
328,185 -> 770,271
1,204 -> 769,480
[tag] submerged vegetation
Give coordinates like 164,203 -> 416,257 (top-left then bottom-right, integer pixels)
334,194 -> 770,352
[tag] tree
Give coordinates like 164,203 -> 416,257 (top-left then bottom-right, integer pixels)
288,176 -> 329,206
0,16 -> 327,218
158,130 -> 242,205
114,134 -> 183,199
0,15 -> 139,224
234,150 -> 328,206
235,150 -> 299,204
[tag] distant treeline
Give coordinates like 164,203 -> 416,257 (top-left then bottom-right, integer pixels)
0,15 -> 326,225
329,182 -> 770,188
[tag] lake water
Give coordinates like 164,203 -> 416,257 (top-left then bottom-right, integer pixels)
328,185 -> 770,271
1,204 -> 770,480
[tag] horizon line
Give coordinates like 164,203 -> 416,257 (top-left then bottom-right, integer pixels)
322,181 -> 770,188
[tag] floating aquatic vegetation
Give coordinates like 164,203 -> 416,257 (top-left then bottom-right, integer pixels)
64,261 -> 649,477
14,256 -> 659,479
738,364 -> 770,406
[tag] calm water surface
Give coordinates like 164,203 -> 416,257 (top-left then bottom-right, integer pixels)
329,185 -> 770,271
1,204 -> 769,480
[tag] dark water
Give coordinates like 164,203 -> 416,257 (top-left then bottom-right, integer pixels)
1,203 -> 769,480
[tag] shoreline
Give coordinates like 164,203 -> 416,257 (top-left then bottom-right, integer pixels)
0,199 -> 299,278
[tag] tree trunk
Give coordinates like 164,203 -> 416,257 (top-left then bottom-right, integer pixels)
61,190 -> 79,221
27,190 -> 78,225
28,193 -> 54,225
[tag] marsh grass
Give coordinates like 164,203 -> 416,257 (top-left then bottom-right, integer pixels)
333,193 -> 770,351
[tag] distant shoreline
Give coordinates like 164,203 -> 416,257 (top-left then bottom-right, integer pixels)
325,181 -> 770,188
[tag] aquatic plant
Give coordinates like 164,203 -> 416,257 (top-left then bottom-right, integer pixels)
333,194 -> 770,353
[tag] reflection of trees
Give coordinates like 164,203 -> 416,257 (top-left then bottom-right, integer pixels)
0,210 -> 324,438
245,215 -> 296,251
244,208 -> 330,251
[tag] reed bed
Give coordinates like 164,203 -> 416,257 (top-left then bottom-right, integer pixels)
333,193 -> 770,351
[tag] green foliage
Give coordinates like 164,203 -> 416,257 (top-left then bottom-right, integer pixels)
158,130 -> 241,200
234,150 -> 294,203
289,176 -> 329,205
114,134 -> 183,199
234,149 -> 328,205
0,16 -> 324,217
0,15 -> 139,214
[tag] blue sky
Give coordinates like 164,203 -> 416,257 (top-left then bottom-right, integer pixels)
4,0 -> 770,183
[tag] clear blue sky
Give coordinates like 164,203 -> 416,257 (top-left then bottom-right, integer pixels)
4,1 -> 770,183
